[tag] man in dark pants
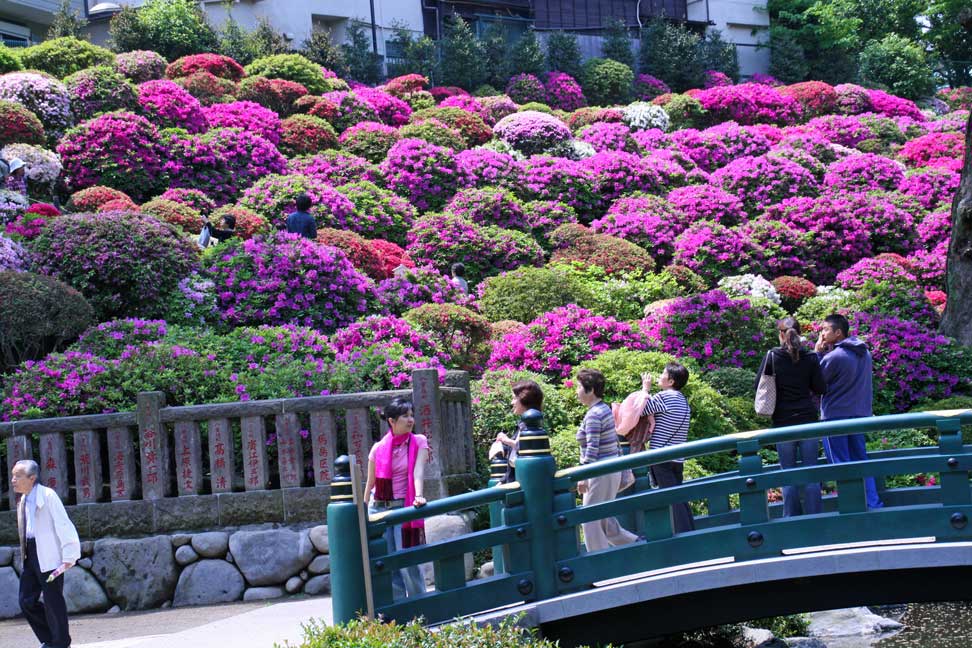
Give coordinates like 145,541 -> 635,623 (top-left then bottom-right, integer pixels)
12,459 -> 80,648
285,193 -> 317,239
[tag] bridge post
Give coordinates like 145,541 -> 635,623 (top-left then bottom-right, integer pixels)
328,456 -> 369,624
488,454 -> 508,574
937,418 -> 971,505
514,409 -> 558,601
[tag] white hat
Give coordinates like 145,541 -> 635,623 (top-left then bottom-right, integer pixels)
7,158 -> 25,173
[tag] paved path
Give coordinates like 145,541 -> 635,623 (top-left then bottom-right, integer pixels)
0,596 -> 332,648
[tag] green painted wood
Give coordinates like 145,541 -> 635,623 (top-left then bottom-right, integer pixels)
377,570 -> 534,624
837,479 -> 868,514
373,483 -> 514,527
937,420 -> 970,506
434,554 -> 466,592
553,489 -> 580,562
738,439 -> 768,525
375,526 -> 527,572
502,502 -> 530,575
643,506 -> 674,541
328,500 -> 369,624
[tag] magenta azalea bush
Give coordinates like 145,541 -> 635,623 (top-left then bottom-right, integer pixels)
206,232 -> 376,332
695,83 -> 801,126
824,153 -> 905,192
672,221 -> 762,282
455,148 -> 522,191
445,187 -> 528,230
518,156 -> 598,215
545,72 -> 586,111
835,257 -> 917,290
203,100 -> 282,144
137,80 -> 207,133
578,122 -> 637,153
666,184 -> 746,226
488,304 -> 650,379
289,150 -> 380,186
376,265 -> 469,315
493,110 -> 572,156
641,289 -> 771,371
711,154 -> 819,214
330,315 -> 449,367
899,167 -> 961,211
380,138 -> 459,211
592,193 -> 686,264
64,66 -> 138,121
57,111 -> 166,200
239,173 -> 355,228
505,73 -> 546,105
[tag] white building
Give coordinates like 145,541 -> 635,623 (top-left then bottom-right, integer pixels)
687,0 -> 769,78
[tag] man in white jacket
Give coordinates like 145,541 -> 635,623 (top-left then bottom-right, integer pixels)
12,459 -> 80,648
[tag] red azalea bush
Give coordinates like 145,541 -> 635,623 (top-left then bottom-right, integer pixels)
938,87 -> 972,111
279,114 -> 339,156
548,223 -> 656,275
141,198 -> 205,234
429,86 -> 468,102
67,186 -> 131,212
385,74 -> 429,97
174,71 -> 237,105
0,100 -> 45,146
567,107 -> 624,132
236,76 -> 309,117
778,81 -> 838,119
160,188 -> 216,215
316,227 -> 385,280
57,111 -> 166,201
210,205 -> 269,239
137,79 -> 207,133
772,276 -> 817,312
369,239 -> 414,277
97,198 -> 139,212
166,54 -> 246,82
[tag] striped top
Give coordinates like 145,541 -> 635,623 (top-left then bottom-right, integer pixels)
576,401 -> 620,465
642,390 -> 691,460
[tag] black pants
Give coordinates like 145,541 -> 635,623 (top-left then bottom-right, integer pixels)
20,539 -> 71,648
650,461 -> 696,534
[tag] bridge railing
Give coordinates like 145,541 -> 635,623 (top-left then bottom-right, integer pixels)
328,408 -> 972,626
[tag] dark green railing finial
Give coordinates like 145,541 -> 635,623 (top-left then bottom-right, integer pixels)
489,454 -> 509,481
517,408 -> 550,457
330,455 -> 353,502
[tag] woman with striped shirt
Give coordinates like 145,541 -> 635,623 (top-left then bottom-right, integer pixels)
575,368 -> 640,552
641,362 -> 695,533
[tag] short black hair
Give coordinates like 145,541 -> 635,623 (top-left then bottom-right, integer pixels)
381,396 -> 413,421
222,214 -> 236,229
824,314 -> 850,338
512,380 -> 544,410
664,362 -> 689,391
295,193 -> 312,211
576,368 -> 606,398
451,262 -> 465,277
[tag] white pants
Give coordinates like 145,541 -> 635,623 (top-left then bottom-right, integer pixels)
581,472 -> 639,552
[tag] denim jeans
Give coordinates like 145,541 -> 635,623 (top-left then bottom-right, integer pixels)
823,431 -> 883,509
776,438 -> 822,516
369,503 -> 426,599
649,461 -> 695,533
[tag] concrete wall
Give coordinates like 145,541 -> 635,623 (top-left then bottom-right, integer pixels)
0,0 -> 85,43
689,0 -> 770,78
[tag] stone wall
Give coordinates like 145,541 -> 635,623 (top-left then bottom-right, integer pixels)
0,523 -> 332,620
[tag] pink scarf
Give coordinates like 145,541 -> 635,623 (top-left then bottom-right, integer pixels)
373,431 -> 428,548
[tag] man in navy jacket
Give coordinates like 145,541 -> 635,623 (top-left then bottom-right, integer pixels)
286,193 -> 317,239
815,313 -> 883,509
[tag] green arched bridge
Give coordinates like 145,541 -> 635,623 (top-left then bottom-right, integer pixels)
328,409 -> 972,644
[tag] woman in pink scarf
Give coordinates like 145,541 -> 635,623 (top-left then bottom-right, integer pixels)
364,397 -> 429,598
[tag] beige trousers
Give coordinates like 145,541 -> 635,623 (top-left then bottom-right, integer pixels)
581,472 -> 639,552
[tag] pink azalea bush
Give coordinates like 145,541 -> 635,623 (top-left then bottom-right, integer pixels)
835,257 -> 918,289
711,154 -> 819,214
0,72 -> 72,134
354,87 -> 412,126
834,84 -> 873,115
505,74 -> 546,105
488,304 -> 650,379
494,110 -> 573,156
672,221 -> 763,282
701,121 -> 772,158
823,153 -> 905,192
866,89 -> 925,121
641,289 -> 771,371
137,79 -> 207,133
695,83 -> 802,126
667,184 -> 747,226
203,100 -> 282,144
634,74 -> 671,100
899,132 -> 965,168
206,232 -> 376,332
115,50 -> 167,84
380,138 -> 459,211
0,234 -> 27,271
545,72 -> 586,111
917,210 -> 951,249
581,151 -> 661,206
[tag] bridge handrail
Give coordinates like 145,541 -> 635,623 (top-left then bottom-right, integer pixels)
369,481 -> 521,527
555,409 -> 972,484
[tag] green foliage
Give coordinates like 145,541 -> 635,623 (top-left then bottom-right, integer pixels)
700,30 -> 740,82
246,16 -> 290,59
342,21 -> 382,85
794,288 -> 859,325
479,266 -> 594,323
108,0 -> 218,61
19,37 -> 113,79
550,426 -> 580,470
545,31 -> 582,79
581,58 -> 633,106
508,29 -> 547,78
0,45 -> 23,74
47,0 -> 88,40
552,263 -> 684,321
702,368 -> 758,399
661,94 -> 707,130
0,271 -> 94,372
638,18 -> 705,92
601,18 -> 635,70
245,54 -> 327,94
301,28 -> 346,75
404,303 -> 492,372
924,0 -> 972,87
859,34 -> 935,100
214,4 -> 255,65
438,17 -> 486,90
748,615 -> 812,638
289,616 -> 569,648
398,120 -> 465,150
471,370 -> 573,451
385,22 -> 435,82
768,27 -> 810,83
478,23 -> 511,88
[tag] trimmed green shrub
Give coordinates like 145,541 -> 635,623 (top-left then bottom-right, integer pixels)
479,266 -> 594,323
581,57 -> 634,106
658,93 -> 706,130
471,369 -> 573,452
701,367 -> 758,399
245,54 -> 328,94
0,44 -> 23,74
19,37 -> 113,79
552,262 -> 683,320
0,271 -> 95,371
859,34 -> 935,101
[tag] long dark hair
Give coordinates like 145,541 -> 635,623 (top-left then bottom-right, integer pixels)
778,317 -> 802,363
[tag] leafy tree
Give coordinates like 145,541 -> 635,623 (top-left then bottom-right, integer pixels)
48,0 -> 88,40
342,21 -> 382,84
508,28 -> 546,78
700,29 -> 740,82
386,23 -> 436,82
109,0 -> 217,60
479,22 -> 511,87
924,0 -> 972,87
216,2 -> 256,65
601,18 -> 635,70
638,18 -> 705,92
546,31 -> 582,79
302,26 -> 348,76
767,26 -> 809,82
247,16 -> 290,59
859,34 -> 935,99
437,17 -> 486,90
